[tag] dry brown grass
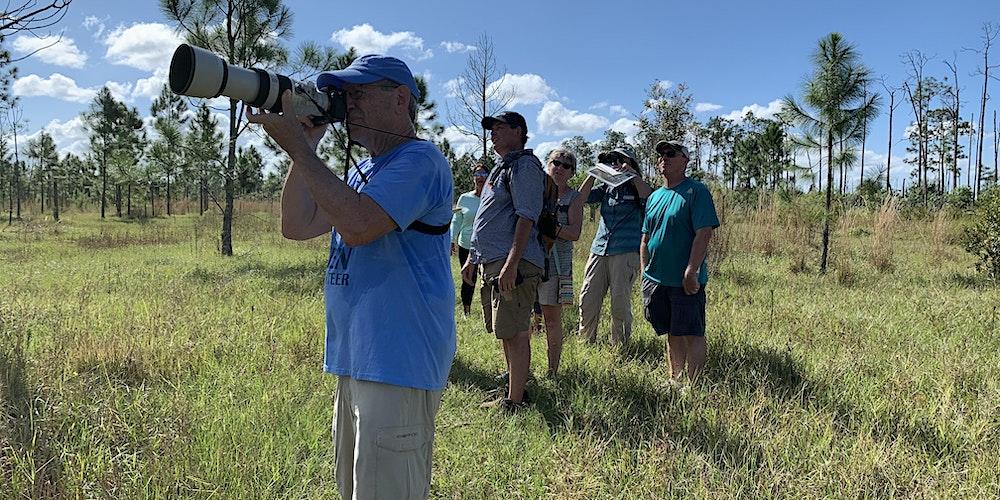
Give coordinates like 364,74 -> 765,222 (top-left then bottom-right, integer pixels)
930,209 -> 953,260
870,196 -> 899,272
747,193 -> 778,256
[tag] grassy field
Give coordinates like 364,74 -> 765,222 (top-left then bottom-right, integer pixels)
2,199 -> 999,498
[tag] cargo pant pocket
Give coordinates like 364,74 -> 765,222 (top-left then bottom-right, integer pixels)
375,424 -> 431,499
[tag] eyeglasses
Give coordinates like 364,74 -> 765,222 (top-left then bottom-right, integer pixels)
659,150 -> 684,159
344,84 -> 401,100
473,171 -> 489,178
550,159 -> 575,170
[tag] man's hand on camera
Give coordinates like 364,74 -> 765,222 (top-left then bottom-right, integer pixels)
246,90 -> 327,160
461,260 -> 476,285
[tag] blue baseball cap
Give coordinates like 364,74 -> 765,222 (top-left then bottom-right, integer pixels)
316,54 -> 421,101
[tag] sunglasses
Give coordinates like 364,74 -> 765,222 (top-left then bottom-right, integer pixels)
551,159 -> 575,170
659,150 -> 684,159
473,171 -> 489,178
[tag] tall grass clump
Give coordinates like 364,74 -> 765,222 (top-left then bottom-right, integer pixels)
747,193 -> 778,256
931,208 -> 952,260
870,196 -> 898,271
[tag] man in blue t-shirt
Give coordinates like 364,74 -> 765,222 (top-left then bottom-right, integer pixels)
641,140 -> 720,386
248,55 -> 455,500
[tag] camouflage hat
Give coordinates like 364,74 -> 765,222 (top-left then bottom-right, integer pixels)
610,145 -> 639,169
655,140 -> 690,158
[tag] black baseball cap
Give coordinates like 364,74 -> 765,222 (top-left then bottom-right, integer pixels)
481,111 -> 527,132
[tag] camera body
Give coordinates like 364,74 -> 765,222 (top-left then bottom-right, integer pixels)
168,44 -> 346,125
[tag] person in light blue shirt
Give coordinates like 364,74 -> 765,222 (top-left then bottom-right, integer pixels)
451,162 -> 488,316
248,54 -> 455,500
641,140 -> 719,387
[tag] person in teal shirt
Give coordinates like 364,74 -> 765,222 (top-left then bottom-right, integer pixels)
451,163 -> 488,316
641,140 -> 720,387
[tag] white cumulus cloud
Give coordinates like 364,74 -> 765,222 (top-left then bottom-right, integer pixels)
489,73 -> 555,107
537,101 -> 609,135
83,15 -> 107,38
609,105 -> 630,116
695,102 -> 723,113
12,73 -> 96,103
444,77 -> 464,98
656,80 -> 674,91
441,125 -> 481,155
24,117 -> 90,157
610,118 -> 640,140
531,140 -> 565,163
104,23 -> 183,72
331,24 -> 432,60
132,68 -> 169,101
12,35 -> 88,68
721,99 -> 785,121
441,41 -> 476,53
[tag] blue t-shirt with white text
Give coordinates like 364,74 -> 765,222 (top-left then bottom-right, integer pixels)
324,140 -> 456,391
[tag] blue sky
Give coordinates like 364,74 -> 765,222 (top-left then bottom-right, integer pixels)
8,0 -> 1000,188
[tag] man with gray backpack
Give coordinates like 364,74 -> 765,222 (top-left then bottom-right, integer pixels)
463,111 -> 560,412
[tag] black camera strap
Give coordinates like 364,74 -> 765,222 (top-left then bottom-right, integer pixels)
338,120 -> 448,237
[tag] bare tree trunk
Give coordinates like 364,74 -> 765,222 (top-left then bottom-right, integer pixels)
946,59 -> 961,192
166,174 -> 172,216
821,130 -> 834,274
967,114 -> 975,189
39,166 -> 45,214
994,110 -> 999,187
100,151 -> 107,219
52,177 -> 59,221
886,95 -> 894,193
221,101 -> 237,256
818,142 -> 822,193
12,141 -> 21,220
860,87 -> 867,190
975,63 -> 988,199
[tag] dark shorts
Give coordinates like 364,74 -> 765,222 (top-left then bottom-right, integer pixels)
642,278 -> 706,337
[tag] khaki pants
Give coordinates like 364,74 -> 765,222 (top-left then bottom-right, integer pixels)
333,376 -> 443,500
578,252 -> 641,344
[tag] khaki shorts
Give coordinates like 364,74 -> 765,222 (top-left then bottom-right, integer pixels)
333,376 -> 443,500
479,260 -> 543,339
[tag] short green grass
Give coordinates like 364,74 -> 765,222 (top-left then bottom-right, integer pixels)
2,205 -> 998,498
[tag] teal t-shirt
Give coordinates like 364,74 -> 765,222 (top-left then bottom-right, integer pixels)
642,178 -> 720,287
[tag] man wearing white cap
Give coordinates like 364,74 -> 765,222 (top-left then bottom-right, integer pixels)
248,54 -> 455,499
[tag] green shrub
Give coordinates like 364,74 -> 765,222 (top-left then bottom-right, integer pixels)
946,186 -> 975,211
962,187 -> 1000,282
